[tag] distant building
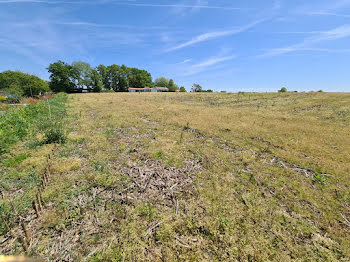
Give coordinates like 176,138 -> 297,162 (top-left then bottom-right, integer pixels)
128,87 -> 169,93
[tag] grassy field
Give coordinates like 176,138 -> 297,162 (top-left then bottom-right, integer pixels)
1,92 -> 350,261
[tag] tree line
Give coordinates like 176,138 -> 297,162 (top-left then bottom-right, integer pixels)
0,61 -> 196,95
48,61 -> 154,93
48,61 -> 186,93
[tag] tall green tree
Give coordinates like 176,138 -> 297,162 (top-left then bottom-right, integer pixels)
191,83 -> 203,92
72,61 -> 93,92
0,70 -> 49,96
179,86 -> 186,92
97,64 -> 111,91
278,87 -> 287,93
118,64 -> 130,92
154,77 -> 169,87
48,61 -> 78,93
107,64 -> 129,92
128,68 -> 153,88
168,79 -> 177,92
89,69 -> 103,92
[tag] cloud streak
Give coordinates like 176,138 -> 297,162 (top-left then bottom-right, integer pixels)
166,19 -> 266,52
180,54 -> 236,76
116,2 -> 246,11
192,55 -> 236,68
303,0 -> 350,17
260,25 -> 350,57
308,11 -> 350,18
0,0 -> 79,3
0,0 -> 246,9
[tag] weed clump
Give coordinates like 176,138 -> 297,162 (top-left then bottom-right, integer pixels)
43,125 -> 67,144
313,173 -> 327,185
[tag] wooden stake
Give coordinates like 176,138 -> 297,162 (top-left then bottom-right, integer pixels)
41,179 -> 46,190
0,214 -> 10,232
32,200 -> 40,218
36,193 -> 43,211
46,165 -> 51,177
19,235 -> 28,253
43,172 -> 47,184
38,187 -> 45,207
42,174 -> 47,187
20,220 -> 30,245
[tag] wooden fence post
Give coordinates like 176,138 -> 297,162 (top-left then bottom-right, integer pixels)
32,200 -> 40,218
19,235 -> 28,253
20,219 -> 31,245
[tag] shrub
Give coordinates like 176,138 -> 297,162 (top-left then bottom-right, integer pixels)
278,87 -> 287,93
313,173 -> 327,185
43,125 -> 67,144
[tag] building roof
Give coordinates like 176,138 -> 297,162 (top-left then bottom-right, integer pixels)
128,87 -> 169,91
154,87 -> 169,91
128,87 -> 152,91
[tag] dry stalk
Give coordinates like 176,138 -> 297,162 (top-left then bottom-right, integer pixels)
32,200 -> 40,218
19,235 -> 29,253
36,193 -> 43,211
340,214 -> 350,227
144,221 -> 162,238
46,165 -> 51,178
38,187 -> 45,207
0,214 -> 11,232
43,172 -> 48,184
20,219 -> 31,245
42,175 -> 46,187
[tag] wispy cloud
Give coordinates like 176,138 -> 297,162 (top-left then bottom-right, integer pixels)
118,2 -> 246,11
192,55 -> 236,68
0,0 -> 246,10
166,19 -> 266,52
0,15 -> 148,69
0,0 -> 46,2
308,11 -> 350,18
260,25 -> 350,57
51,21 -> 166,30
303,0 -> 350,17
180,54 -> 236,76
174,59 -> 192,64
0,0 -> 81,3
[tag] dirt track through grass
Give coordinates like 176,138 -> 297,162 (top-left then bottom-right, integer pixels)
1,92 -> 350,261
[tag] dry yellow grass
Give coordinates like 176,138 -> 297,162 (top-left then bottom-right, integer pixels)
1,92 -> 350,261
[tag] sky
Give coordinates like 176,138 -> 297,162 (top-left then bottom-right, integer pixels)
0,0 -> 350,92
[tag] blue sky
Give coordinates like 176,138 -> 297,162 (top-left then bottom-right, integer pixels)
1,0 -> 350,92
